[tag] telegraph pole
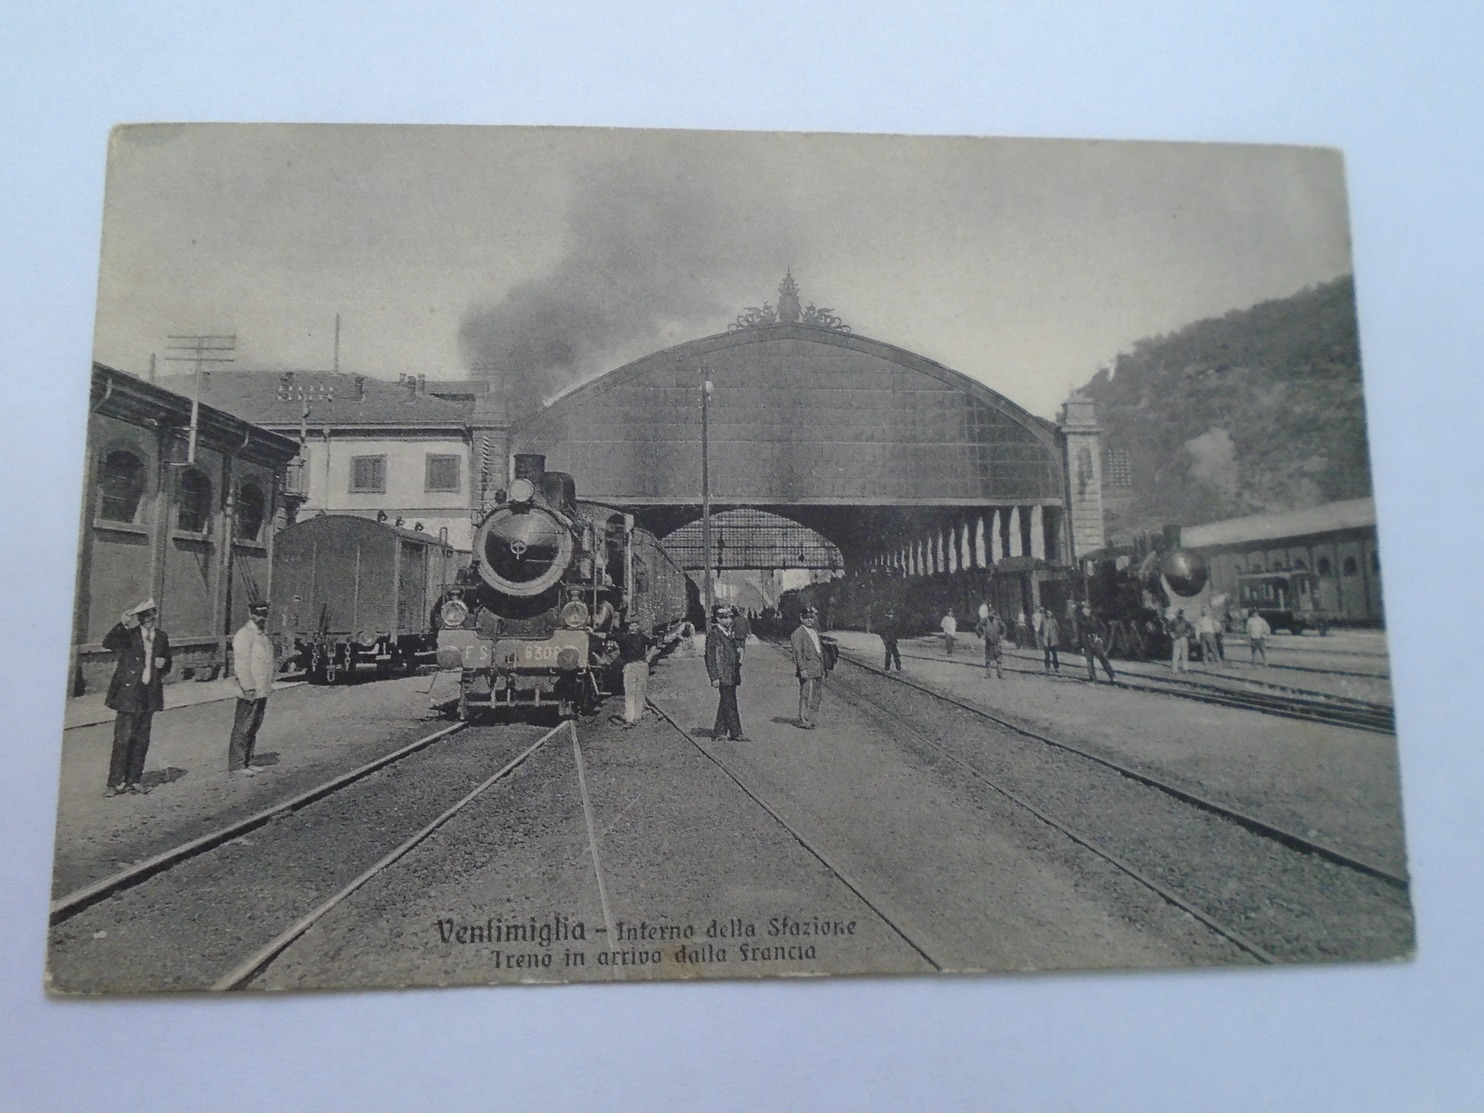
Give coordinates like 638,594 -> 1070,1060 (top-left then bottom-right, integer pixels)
163,334 -> 235,464
701,374 -> 714,621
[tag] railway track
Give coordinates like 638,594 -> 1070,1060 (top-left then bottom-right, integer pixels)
886,646 -> 1395,734
822,653 -> 1412,962
837,647 -> 1406,885
645,697 -> 946,972
48,720 -> 571,991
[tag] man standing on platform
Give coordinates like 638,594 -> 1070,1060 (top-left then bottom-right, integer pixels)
880,609 -> 903,672
1079,602 -> 1117,683
705,605 -> 747,742
976,606 -> 1006,680
941,608 -> 958,656
1197,606 -> 1223,664
1041,607 -> 1061,673
615,618 -> 650,728
1168,608 -> 1196,674
791,605 -> 827,729
102,599 -> 172,796
229,600 -> 276,775
1246,609 -> 1272,666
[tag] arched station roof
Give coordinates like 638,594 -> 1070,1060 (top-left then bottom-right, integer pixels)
507,324 -> 1064,515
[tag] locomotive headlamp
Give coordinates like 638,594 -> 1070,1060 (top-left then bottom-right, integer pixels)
440,599 -> 470,628
507,477 -> 536,506
560,599 -> 591,629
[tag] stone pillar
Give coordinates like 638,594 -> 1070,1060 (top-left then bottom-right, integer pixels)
985,509 -> 998,563
1030,504 -> 1045,560
1060,392 -> 1106,559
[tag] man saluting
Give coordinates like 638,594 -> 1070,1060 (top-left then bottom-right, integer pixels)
103,598 -> 172,796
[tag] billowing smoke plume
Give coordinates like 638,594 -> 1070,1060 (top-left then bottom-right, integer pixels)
460,154 -> 806,419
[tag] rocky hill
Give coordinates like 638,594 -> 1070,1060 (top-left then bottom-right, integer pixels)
1079,276 -> 1372,541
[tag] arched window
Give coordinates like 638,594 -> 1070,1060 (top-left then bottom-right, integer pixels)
98,450 -> 146,523
177,468 -> 213,534
1316,556 -> 1333,576
235,481 -> 266,541
1342,556 -> 1359,576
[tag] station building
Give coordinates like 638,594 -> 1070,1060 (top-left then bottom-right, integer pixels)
1182,497 -> 1383,623
73,363 -> 299,693
157,369 -> 479,552
476,274 -> 1105,623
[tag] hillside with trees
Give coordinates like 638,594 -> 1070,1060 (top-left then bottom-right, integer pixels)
1079,275 -> 1372,542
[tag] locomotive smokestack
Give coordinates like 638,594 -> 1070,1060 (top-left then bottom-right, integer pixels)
513,453 -> 547,483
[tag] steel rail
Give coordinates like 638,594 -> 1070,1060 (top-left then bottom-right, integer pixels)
50,721 -> 468,924
831,675 -> 1276,965
835,650 -> 1410,889
211,720 -> 570,991
646,698 -> 945,973
569,720 -> 621,977
894,647 -> 1394,732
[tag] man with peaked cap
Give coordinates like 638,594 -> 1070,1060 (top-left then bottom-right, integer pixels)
790,605 -> 827,729
229,600 -> 277,775
704,604 -> 747,742
102,598 -> 172,795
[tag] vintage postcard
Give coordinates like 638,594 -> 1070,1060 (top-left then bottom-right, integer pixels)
49,124 -> 1411,994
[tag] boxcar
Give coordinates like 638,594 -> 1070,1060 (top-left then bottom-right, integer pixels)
273,515 -> 456,681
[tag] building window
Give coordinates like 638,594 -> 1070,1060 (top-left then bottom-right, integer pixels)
177,468 -> 213,534
98,450 -> 146,523
425,454 -> 461,493
350,455 -> 387,493
1342,556 -> 1359,576
1316,556 -> 1333,576
1103,448 -> 1133,488
235,481 -> 266,541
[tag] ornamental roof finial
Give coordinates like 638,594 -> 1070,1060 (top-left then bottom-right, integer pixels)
777,268 -> 801,324
728,271 -> 852,333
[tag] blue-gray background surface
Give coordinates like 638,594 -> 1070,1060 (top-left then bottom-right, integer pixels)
2,3 -> 1480,1109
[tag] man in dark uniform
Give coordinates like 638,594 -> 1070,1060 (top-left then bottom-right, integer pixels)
1078,602 -> 1117,683
879,609 -> 902,672
103,598 -> 172,796
976,606 -> 1006,680
705,605 -> 747,741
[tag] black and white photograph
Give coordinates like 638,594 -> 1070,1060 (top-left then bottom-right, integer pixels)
48,124 -> 1413,994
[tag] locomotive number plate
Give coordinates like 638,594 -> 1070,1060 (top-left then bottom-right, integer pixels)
515,640 -> 583,665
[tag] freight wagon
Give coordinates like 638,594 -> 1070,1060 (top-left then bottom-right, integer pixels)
273,515 -> 458,682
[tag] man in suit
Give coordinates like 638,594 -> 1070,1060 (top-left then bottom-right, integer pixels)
705,605 -> 747,742
229,600 -> 277,774
103,598 -> 172,796
879,609 -> 902,672
976,606 -> 1006,680
791,605 -> 827,729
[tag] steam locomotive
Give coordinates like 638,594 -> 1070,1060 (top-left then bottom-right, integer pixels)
435,455 -> 693,720
1084,543 -> 1225,660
